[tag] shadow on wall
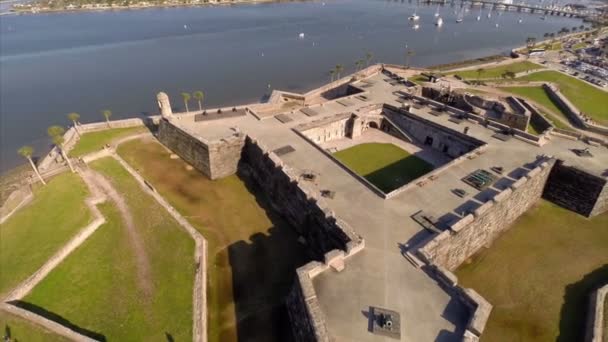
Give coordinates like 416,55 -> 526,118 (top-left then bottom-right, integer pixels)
557,264 -> 608,342
7,300 -> 106,341
362,155 -> 435,193
227,174 -> 312,342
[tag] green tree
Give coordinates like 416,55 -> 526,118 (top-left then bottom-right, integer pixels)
47,125 -> 74,173
181,92 -> 191,113
102,109 -> 112,128
18,146 -> 46,185
67,112 -> 81,136
365,52 -> 373,66
526,36 -> 537,49
329,69 -> 336,82
355,59 -> 363,71
476,68 -> 485,80
334,64 -> 344,79
504,70 -> 516,80
193,91 -> 204,111
406,49 -> 415,68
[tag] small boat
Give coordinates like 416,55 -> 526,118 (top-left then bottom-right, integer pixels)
434,4 -> 440,17
477,15 -> 481,21
518,18 -> 523,23
408,13 -> 420,21
299,32 -> 305,38
540,15 -> 546,20
413,24 -> 420,30
495,23 -> 499,27
435,17 -> 443,26
456,18 -> 463,23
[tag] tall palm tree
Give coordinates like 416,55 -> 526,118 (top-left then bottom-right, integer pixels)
181,92 -> 191,113
405,49 -> 415,68
355,60 -> 363,71
67,112 -> 81,136
102,110 -> 112,128
193,91 -> 204,111
47,125 -> 74,173
365,52 -> 373,67
526,36 -> 536,49
18,146 -> 46,185
329,69 -> 336,82
476,68 -> 485,80
335,64 -> 344,79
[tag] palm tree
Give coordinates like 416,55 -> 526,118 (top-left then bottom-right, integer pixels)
329,69 -> 336,82
365,52 -> 373,66
47,125 -> 74,173
193,91 -> 204,111
67,112 -> 81,136
526,36 -> 536,49
334,64 -> 344,79
505,70 -> 516,80
102,110 -> 112,128
405,49 -> 415,68
18,146 -> 46,185
355,60 -> 363,71
181,92 -> 191,113
476,68 -> 485,80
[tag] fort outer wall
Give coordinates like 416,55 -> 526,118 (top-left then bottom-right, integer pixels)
157,118 -> 245,180
542,160 -> 608,217
418,158 -> 555,271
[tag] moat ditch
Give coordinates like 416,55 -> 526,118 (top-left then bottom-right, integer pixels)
117,137 -> 312,341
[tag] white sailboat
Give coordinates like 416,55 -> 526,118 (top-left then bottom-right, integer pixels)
477,7 -> 482,21
435,16 -> 443,26
518,18 -> 523,23
456,8 -> 464,23
409,12 -> 420,21
434,4 -> 440,17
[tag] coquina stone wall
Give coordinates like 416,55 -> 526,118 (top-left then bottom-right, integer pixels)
158,118 -> 245,180
542,160 -> 608,217
418,158 -> 555,271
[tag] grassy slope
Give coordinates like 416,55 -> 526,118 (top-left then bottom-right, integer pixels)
449,61 -> 544,79
333,143 -> 433,193
69,126 -> 148,157
513,71 -> 608,125
457,200 -> 608,342
0,172 -> 91,297
0,312 -> 69,342
117,138 -> 308,342
498,86 -> 573,130
24,158 -> 194,341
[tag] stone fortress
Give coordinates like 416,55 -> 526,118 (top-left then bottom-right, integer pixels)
155,64 -> 608,341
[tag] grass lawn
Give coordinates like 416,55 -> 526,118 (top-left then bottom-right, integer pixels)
449,61 -> 544,80
0,172 -> 91,297
498,86 -> 573,130
333,143 -> 433,193
572,42 -> 586,50
0,312 -> 69,342
456,200 -> 608,342
410,75 -> 429,85
24,158 -> 195,341
117,138 -> 309,342
69,126 -> 149,157
512,71 -> 608,125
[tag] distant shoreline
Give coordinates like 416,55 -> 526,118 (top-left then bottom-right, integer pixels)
4,0 -> 309,15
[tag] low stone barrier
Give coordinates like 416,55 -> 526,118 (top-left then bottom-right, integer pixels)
0,187 -> 33,225
586,283 -> 608,342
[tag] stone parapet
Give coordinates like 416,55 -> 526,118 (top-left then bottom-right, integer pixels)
586,283 -> 608,342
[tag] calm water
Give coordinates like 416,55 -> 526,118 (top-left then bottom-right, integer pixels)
0,0 -> 582,172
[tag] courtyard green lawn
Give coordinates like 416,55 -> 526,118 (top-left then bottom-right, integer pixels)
117,138 -> 309,342
333,143 -> 433,193
0,312 -> 68,342
457,200 -> 608,342
69,126 -> 149,157
512,71 -> 608,125
24,158 -> 195,341
0,173 -> 91,297
449,61 -> 544,80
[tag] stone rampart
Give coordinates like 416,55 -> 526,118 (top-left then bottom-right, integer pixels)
157,118 -> 245,180
418,158 -> 555,271
586,283 -> 608,342
542,160 -> 608,217
543,84 -> 608,136
240,136 -> 361,258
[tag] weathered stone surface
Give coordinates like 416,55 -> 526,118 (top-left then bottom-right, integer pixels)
462,288 -> 492,336
542,160 -> 608,217
585,283 -> 608,342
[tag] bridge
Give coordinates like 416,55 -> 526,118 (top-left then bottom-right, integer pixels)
421,0 -> 590,18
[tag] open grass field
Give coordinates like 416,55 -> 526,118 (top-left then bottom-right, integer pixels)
117,138 -> 309,342
498,86 -> 573,130
333,143 -> 434,193
456,200 -> 608,342
449,61 -> 544,79
0,173 -> 91,297
23,158 -> 195,341
69,126 -> 149,157
512,71 -> 608,125
0,312 -> 68,342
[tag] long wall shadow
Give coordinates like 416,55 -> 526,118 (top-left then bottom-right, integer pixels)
8,300 -> 106,341
557,264 -> 608,342
228,174 -> 313,342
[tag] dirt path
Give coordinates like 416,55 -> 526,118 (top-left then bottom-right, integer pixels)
80,168 -> 154,298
